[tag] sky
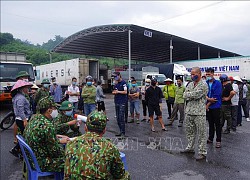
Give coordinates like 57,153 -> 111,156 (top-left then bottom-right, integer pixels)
1,1 -> 250,56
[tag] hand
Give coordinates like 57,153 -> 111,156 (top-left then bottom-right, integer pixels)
68,120 -> 77,126
209,98 -> 218,103
23,119 -> 28,127
57,134 -> 69,139
222,97 -> 229,101
206,105 -> 210,111
112,90 -> 118,94
59,137 -> 70,144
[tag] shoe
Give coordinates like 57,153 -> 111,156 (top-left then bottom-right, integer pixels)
237,124 -> 242,126
154,117 -> 158,120
196,154 -> 206,161
162,128 -> 167,131
223,129 -> 230,134
178,123 -> 183,127
246,118 -> 250,122
180,149 -> 195,154
115,133 -> 122,137
128,119 -> 134,123
167,117 -> 170,119
9,148 -> 20,158
207,139 -> 213,144
141,119 -> 146,122
215,142 -> 221,148
151,127 -> 155,132
165,123 -> 173,126
14,139 -> 18,144
106,118 -> 109,121
232,128 -> 236,132
136,119 -> 140,124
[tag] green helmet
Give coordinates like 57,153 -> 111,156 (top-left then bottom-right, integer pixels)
41,78 -> 50,84
86,111 -> 107,132
16,71 -> 30,80
59,101 -> 74,111
37,96 -> 57,110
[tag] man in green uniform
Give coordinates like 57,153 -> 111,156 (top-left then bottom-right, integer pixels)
54,101 -> 82,137
81,75 -> 97,116
34,78 -> 50,105
24,97 -> 69,172
64,111 -> 130,179
181,67 -> 208,161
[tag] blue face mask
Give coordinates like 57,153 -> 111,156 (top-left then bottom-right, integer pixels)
191,75 -> 199,82
145,83 -> 150,86
114,76 -> 119,81
87,82 -> 92,86
72,82 -> 76,86
43,84 -> 49,88
132,83 -> 137,87
65,110 -> 73,117
207,76 -> 212,81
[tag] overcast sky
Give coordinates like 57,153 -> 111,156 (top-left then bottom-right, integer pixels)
1,1 -> 250,56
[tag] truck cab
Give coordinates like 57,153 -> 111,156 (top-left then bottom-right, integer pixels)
145,73 -> 166,89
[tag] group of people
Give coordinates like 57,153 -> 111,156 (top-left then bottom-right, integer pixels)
9,71 -> 130,179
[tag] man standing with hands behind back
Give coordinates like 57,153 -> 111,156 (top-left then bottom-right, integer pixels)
181,67 -> 208,161
67,77 -> 80,115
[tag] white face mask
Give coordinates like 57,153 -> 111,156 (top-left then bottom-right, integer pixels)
23,79 -> 29,82
50,109 -> 58,119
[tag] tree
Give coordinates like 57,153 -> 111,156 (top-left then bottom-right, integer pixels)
0,33 -> 14,46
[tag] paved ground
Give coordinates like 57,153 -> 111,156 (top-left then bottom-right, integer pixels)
1,95 -> 250,180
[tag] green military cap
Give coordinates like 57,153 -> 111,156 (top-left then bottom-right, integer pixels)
59,101 -> 74,111
41,78 -> 51,84
86,111 -> 107,132
37,96 -> 57,110
16,71 -> 30,80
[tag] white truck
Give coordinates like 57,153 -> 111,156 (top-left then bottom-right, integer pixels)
176,56 -> 250,80
35,58 -> 111,91
0,52 -> 36,102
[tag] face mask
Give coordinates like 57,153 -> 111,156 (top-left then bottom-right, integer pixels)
114,76 -> 119,81
233,81 -> 237,84
72,82 -> 76,86
191,75 -> 199,82
132,83 -> 137,87
145,83 -> 150,86
23,79 -> 29,82
207,77 -> 212,81
86,82 -> 92,86
43,84 -> 49,88
50,109 -> 58,119
53,81 -> 57,85
151,82 -> 156,86
65,110 -> 73,117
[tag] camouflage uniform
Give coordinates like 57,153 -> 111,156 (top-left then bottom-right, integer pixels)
54,112 -> 81,138
183,80 -> 208,155
81,85 -> 97,115
64,111 -> 130,180
23,98 -> 65,172
34,87 -> 50,105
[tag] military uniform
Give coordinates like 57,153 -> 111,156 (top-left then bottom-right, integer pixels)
81,85 -> 97,115
23,98 -> 65,172
64,111 -> 130,179
183,80 -> 208,155
34,78 -> 51,105
54,112 -> 81,138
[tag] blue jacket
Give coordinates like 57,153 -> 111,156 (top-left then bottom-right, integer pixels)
206,79 -> 222,109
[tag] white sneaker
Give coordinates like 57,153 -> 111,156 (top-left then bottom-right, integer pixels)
246,118 -> 250,122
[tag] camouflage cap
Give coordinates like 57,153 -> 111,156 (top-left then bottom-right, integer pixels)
37,96 -> 57,110
86,111 -> 107,132
16,71 -> 30,80
59,101 -> 74,111
41,78 -> 50,84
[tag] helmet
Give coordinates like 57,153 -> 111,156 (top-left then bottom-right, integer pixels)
219,74 -> 229,82
145,79 -> 151,83
86,75 -> 93,81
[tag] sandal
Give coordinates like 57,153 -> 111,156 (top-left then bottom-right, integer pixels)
151,127 -> 155,132
14,139 -> 18,144
215,142 -> 221,148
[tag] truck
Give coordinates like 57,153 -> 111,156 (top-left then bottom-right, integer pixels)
35,58 -> 111,92
0,52 -> 36,102
176,56 -> 250,80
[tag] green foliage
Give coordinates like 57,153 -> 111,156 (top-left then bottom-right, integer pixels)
0,33 -> 14,46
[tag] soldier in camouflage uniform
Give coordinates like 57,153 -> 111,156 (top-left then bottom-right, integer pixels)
181,67 -> 208,161
81,75 -> 97,116
34,78 -> 50,105
24,97 -> 69,172
64,110 -> 130,179
54,101 -> 82,137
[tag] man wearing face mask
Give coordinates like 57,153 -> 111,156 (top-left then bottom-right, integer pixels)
112,72 -> 128,137
24,97 -> 68,172
128,79 -> 140,124
54,101 -> 81,137
181,67 -> 208,161
166,78 -> 185,127
81,75 -> 97,116
141,79 -> 151,121
50,77 -> 62,104
67,77 -> 80,115
205,68 -> 222,148
145,78 -> 166,132
162,78 -> 176,119
9,80 -> 32,158
35,78 -> 51,105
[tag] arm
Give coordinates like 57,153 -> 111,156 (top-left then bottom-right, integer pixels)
183,83 -> 208,100
99,87 -> 106,98
16,99 -> 28,126
81,87 -> 89,98
223,90 -> 236,102
110,146 -> 127,179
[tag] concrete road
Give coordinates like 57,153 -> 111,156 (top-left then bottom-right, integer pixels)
1,96 -> 250,180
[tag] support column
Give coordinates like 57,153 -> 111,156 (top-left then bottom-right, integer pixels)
170,37 -> 173,64
128,30 -> 132,79
198,45 -> 200,60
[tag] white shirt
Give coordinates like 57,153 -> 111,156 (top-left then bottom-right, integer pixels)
68,84 -> 80,103
231,83 -> 239,106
